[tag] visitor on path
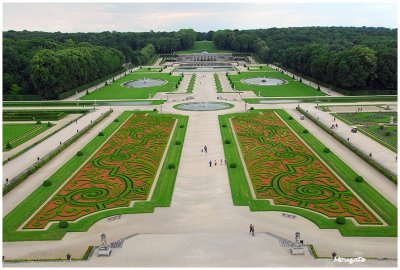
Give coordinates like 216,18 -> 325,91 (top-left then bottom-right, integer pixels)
251,225 -> 255,236
204,145 -> 208,153
220,159 -> 223,165
209,160 -> 212,167
369,153 -> 372,158
249,224 -> 253,234
214,160 -> 217,166
335,123 -> 338,128
333,117 -> 336,122
66,253 -> 71,261
6,178 -> 8,184
332,252 -> 337,259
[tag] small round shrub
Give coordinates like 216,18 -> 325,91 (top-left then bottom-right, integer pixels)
225,139 -> 231,144
98,132 -> 104,136
299,78 -> 303,82
355,176 -> 364,183
222,124 -> 227,128
336,217 -> 346,225
47,122 -> 52,127
323,148 -> 331,153
169,71 -> 172,75
317,85 -> 321,91
379,125 -> 385,130
105,81 -> 108,85
36,120 -> 42,125
303,129 -> 309,134
385,131 -> 391,137
168,164 -> 175,170
59,221 -> 69,228
175,141 -> 181,145
42,180 -> 52,187
77,151 -> 84,156
250,107 -> 254,110
114,118 -> 119,122
153,108 -> 158,112
179,124 -> 184,128
230,163 -> 237,168
288,116 -> 293,120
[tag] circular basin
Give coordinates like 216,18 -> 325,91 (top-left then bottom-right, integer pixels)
241,77 -> 286,86
123,79 -> 167,88
174,102 -> 233,111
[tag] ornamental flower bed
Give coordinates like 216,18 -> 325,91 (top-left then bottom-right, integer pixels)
24,114 -> 175,229
231,112 -> 380,225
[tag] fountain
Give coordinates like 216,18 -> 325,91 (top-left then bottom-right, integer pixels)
241,77 -> 286,86
123,78 -> 167,88
174,102 -> 233,111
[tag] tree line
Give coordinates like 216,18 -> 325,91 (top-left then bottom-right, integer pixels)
3,29 -> 197,98
212,27 -> 397,92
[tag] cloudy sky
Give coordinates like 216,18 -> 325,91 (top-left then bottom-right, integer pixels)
2,1 -> 398,32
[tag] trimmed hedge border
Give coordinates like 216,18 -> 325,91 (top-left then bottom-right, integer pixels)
2,112 -> 91,165
296,107 -> 397,184
3,110 -> 112,195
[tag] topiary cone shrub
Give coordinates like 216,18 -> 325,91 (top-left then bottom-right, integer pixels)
77,151 -> 84,156
59,221 -> 69,228
153,108 -> 158,112
250,107 -> 254,110
179,124 -> 184,128
303,129 -> 309,134
222,124 -> 227,128
168,163 -> 175,170
225,139 -> 231,144
317,85 -> 321,91
47,122 -> 52,127
323,148 -> 331,153
98,132 -> 104,136
42,180 -> 52,187
355,176 -> 364,183
230,163 -> 237,168
288,116 -> 293,120
114,118 -> 119,122
336,217 -> 346,225
36,120 -> 42,125
5,142 -> 12,150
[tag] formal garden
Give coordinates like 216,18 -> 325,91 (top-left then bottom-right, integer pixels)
227,70 -> 325,97
332,112 -> 397,151
3,111 -> 188,240
81,73 -> 183,100
219,109 -> 397,236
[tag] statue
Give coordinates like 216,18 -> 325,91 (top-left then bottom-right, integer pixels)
98,233 -> 112,257
290,232 -> 304,255
101,233 -> 107,247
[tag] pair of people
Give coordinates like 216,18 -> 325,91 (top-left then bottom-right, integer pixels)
249,224 -> 255,236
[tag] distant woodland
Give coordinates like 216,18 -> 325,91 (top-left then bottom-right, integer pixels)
3,27 -> 397,99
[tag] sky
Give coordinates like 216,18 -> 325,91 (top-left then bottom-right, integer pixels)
2,1 -> 398,33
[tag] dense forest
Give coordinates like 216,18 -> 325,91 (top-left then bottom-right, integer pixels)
3,27 -> 397,99
212,27 -> 397,93
3,29 -> 196,99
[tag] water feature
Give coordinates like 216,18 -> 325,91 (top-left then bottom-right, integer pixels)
123,78 -> 167,88
242,77 -> 286,86
176,66 -> 234,72
174,102 -> 233,111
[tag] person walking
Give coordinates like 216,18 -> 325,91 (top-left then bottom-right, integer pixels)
204,145 -> 208,153
249,224 -> 253,235
214,160 -> 217,166
209,160 -> 212,167
252,224 -> 255,236
66,253 -> 71,261
220,159 -> 223,165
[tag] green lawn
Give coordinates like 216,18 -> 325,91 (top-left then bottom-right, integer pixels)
177,41 -> 233,54
3,111 -> 188,241
135,68 -> 163,73
3,123 -> 52,150
81,73 -> 182,100
246,65 -> 276,71
333,112 -> 397,151
219,109 -> 396,236
229,71 -> 325,97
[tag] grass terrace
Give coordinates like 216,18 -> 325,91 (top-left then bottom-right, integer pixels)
228,71 -> 325,97
177,41 -> 233,54
81,73 -> 182,100
3,123 -> 53,151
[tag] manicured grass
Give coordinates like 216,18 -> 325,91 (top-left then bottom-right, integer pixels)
81,73 -> 182,100
3,109 -> 90,121
3,123 -> 52,150
246,65 -> 276,71
228,71 -> 325,97
220,109 -> 397,236
214,74 -> 223,93
3,111 -> 188,241
243,95 -> 397,104
333,112 -> 397,151
177,41 -> 233,54
187,74 -> 196,93
135,67 -> 163,73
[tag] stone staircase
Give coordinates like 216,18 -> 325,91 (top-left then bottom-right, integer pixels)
264,232 -> 294,247
110,233 -> 139,249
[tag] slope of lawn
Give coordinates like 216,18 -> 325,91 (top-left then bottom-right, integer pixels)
219,109 -> 396,236
177,41 -> 233,54
3,123 -> 52,150
81,73 -> 182,100
228,71 -> 325,97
